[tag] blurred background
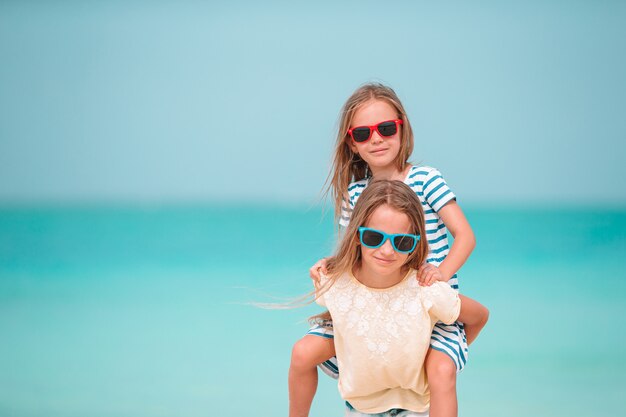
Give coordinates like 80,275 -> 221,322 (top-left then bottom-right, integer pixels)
1,1 -> 625,416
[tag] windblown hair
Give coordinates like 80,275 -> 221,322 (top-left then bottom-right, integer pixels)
312,179 -> 428,323
325,83 -> 415,220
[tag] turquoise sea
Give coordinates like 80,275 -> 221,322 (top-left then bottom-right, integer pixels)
1,205 -> 625,417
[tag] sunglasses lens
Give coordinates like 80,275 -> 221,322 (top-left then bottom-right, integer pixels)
393,235 -> 416,252
361,229 -> 384,248
377,121 -> 398,137
352,127 -> 372,143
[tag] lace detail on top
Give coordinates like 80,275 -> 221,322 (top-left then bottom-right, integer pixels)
323,273 -> 428,360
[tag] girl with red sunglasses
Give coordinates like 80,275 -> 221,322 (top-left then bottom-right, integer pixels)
288,83 -> 489,417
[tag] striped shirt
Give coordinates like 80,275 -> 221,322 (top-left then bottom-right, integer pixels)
339,165 -> 459,289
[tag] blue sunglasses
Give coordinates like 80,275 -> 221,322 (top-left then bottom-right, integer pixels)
358,227 -> 420,254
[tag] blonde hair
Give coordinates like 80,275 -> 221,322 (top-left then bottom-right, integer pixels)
312,179 -> 428,323
325,83 -> 415,220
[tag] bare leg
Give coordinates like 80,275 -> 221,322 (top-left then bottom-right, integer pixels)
426,294 -> 488,417
458,294 -> 489,345
425,348 -> 457,417
288,335 -> 335,417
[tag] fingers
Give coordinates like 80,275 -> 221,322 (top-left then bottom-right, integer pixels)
417,263 -> 441,286
319,258 -> 329,274
309,264 -> 321,283
309,258 -> 328,283
417,263 -> 431,286
423,270 -> 437,286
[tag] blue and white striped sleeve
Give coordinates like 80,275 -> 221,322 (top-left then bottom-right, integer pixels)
423,167 -> 457,212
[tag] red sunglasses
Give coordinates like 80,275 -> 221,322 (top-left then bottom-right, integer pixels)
347,119 -> 403,143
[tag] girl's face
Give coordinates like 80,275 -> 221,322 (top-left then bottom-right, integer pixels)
349,99 -> 402,175
357,204 -> 412,286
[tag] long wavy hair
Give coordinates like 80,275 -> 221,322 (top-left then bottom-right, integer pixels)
312,179 -> 428,323
324,83 -> 415,221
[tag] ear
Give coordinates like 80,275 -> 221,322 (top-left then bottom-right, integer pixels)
349,140 -> 359,154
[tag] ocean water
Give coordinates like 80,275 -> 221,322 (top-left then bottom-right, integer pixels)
0,205 -> 625,417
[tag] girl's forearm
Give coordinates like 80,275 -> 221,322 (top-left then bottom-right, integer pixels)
457,294 -> 489,344
437,231 -> 475,281
435,201 -> 475,282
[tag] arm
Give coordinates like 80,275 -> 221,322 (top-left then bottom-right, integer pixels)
416,200 -> 475,285
458,294 -> 489,345
435,200 -> 475,282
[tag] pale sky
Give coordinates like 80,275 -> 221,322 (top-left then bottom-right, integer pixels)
1,1 -> 624,206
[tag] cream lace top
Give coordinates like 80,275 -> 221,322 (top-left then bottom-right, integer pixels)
316,269 -> 460,413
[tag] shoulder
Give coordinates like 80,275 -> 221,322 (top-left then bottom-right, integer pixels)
318,271 -> 353,306
420,281 -> 457,301
319,271 -> 350,287
406,268 -> 419,282
346,177 -> 369,206
348,177 -> 369,193
406,165 -> 438,183
405,165 -> 440,192
398,269 -> 420,291
423,280 -> 454,293
408,165 -> 440,178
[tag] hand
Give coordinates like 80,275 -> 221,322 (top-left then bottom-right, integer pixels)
417,263 -> 445,286
309,258 -> 328,284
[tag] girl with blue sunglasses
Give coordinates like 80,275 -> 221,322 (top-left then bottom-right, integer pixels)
303,180 -> 487,417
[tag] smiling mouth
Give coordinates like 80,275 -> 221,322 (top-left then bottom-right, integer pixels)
371,148 -> 388,154
374,256 -> 395,264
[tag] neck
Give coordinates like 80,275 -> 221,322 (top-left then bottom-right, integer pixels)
370,164 -> 411,181
353,264 -> 408,289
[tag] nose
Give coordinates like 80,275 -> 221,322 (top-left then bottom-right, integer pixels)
370,130 -> 383,144
379,238 -> 395,255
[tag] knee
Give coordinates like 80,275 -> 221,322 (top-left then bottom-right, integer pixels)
290,338 -> 319,370
426,354 -> 457,386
